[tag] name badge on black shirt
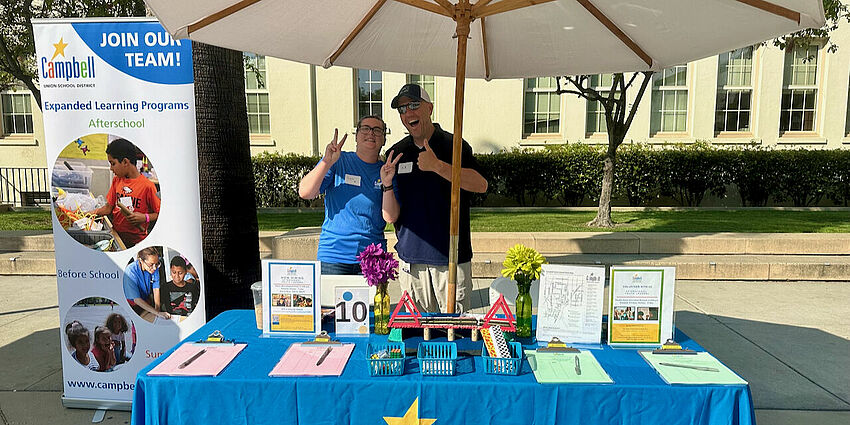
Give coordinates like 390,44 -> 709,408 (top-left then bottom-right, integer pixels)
398,162 -> 413,174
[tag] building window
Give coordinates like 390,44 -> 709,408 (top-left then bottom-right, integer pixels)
780,45 -> 819,133
406,74 -> 435,101
523,77 -> 560,135
715,47 -> 754,133
585,74 -> 615,135
357,69 -> 382,119
650,65 -> 688,134
244,53 -> 270,134
1,92 -> 34,135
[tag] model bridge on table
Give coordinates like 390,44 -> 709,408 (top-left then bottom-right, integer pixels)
387,290 -> 516,340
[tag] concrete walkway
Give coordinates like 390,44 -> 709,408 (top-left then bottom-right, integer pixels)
1,276 -> 848,424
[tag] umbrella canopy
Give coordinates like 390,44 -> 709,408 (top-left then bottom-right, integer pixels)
147,0 -> 824,79
146,0 -> 825,317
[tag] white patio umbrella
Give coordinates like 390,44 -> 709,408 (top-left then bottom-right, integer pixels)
145,0 -> 825,315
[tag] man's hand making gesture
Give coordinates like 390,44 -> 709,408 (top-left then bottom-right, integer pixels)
416,139 -> 443,173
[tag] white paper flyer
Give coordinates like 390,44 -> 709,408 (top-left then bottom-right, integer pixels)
536,265 -> 605,344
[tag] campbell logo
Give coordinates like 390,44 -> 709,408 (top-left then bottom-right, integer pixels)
40,37 -> 96,81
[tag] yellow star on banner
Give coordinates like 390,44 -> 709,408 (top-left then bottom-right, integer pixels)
51,37 -> 68,61
384,397 -> 436,425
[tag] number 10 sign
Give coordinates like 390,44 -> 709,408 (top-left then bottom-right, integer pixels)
335,287 -> 370,335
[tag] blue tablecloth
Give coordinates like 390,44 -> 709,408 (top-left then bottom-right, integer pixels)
132,310 -> 755,425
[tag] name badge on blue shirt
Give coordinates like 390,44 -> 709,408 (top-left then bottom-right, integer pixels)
344,174 -> 361,186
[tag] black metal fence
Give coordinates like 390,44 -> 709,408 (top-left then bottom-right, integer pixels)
0,167 -> 50,207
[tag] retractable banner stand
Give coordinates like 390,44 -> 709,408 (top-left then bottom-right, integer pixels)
33,18 -> 205,409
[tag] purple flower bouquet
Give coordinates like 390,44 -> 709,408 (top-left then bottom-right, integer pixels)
357,243 -> 397,334
357,243 -> 399,287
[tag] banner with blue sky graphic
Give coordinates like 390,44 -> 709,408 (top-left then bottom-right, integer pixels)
34,18 -> 205,409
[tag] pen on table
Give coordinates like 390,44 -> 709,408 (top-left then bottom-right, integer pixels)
574,355 -> 582,375
659,362 -> 719,372
178,349 -> 206,369
316,346 -> 333,366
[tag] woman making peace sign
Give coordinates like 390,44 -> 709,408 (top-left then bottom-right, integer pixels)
298,116 -> 398,275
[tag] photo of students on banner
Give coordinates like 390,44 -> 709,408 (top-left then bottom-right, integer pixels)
123,246 -> 201,323
63,297 -> 137,373
51,134 -> 160,252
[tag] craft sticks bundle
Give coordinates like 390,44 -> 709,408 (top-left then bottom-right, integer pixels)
481,326 -> 511,358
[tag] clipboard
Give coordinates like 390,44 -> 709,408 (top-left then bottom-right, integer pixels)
269,334 -> 354,377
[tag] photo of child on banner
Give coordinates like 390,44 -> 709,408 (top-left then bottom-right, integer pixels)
63,298 -> 137,373
124,246 -> 201,323
51,134 -> 161,252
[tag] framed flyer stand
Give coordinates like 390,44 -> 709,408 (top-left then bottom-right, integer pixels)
261,260 -> 322,336
536,264 -> 606,344
607,266 -> 676,348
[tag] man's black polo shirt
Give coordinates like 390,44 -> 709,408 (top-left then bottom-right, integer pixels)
387,123 -> 481,265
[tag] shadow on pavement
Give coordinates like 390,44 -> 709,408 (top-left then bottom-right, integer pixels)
675,311 -> 850,411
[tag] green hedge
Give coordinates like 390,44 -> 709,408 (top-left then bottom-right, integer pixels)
252,152 -> 319,208
659,141 -> 728,207
252,145 -> 850,208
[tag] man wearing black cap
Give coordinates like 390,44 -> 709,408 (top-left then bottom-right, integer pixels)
381,83 -> 488,313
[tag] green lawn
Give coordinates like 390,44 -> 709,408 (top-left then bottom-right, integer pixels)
255,210 -> 850,233
256,211 -> 325,231
2,209 -> 849,233
0,211 -> 53,231
469,210 -> 850,233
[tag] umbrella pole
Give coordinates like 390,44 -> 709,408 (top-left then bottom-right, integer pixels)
446,2 -> 472,340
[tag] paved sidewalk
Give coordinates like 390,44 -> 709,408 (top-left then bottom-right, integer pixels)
1,276 -> 848,424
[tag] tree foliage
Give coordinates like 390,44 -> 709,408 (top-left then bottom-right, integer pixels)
772,0 -> 850,53
0,0 -> 147,107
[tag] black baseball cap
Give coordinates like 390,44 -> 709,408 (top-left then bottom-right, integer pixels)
391,83 -> 432,109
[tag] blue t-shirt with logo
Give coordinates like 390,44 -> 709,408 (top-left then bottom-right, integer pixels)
318,151 -> 387,264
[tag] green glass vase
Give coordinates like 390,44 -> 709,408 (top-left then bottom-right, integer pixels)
373,283 -> 390,335
515,279 -> 533,338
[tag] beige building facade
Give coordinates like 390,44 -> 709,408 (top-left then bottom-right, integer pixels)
246,26 -> 850,156
3,22 -> 850,170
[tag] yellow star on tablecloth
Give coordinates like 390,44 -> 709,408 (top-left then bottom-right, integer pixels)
384,397 -> 436,425
51,37 -> 68,61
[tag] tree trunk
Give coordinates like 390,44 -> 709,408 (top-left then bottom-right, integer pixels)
588,153 -> 615,227
193,42 -> 261,321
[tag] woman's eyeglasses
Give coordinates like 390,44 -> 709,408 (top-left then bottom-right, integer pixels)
357,125 -> 385,136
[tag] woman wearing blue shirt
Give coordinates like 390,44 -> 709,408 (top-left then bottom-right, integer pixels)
298,116 -> 395,275
123,246 -> 170,322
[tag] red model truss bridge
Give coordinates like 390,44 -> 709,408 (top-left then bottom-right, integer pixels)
387,290 -> 516,333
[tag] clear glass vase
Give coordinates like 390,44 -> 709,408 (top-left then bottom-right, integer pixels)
515,279 -> 533,338
373,283 -> 390,335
